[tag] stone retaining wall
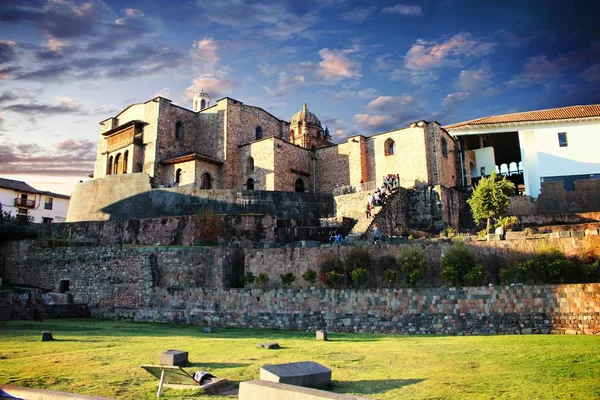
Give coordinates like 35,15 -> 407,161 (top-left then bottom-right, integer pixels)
93,284 -> 599,335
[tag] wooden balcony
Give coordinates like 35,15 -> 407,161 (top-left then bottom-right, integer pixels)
14,198 -> 35,208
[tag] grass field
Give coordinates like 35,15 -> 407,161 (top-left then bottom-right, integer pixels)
1,319 -> 599,399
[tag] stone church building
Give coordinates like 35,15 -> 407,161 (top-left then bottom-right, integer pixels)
93,91 -> 460,195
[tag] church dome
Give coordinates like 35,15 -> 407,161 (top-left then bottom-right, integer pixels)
291,103 -> 322,126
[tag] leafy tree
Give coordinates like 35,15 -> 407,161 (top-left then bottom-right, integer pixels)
467,172 -> 516,233
397,247 -> 427,286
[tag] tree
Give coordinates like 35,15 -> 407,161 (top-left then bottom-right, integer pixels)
467,172 -> 515,233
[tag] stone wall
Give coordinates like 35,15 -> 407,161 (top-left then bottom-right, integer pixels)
67,173 -> 334,222
2,239 -> 598,334
95,285 -> 599,335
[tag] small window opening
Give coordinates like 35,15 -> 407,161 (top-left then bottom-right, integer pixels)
295,178 -> 305,192
175,121 -> 184,139
200,99 -> 206,109
255,126 -> 263,140
175,168 -> 182,184
384,138 -> 395,156
123,150 -> 129,173
201,172 -> 212,189
114,153 -> 122,175
44,197 -> 53,210
558,132 -> 568,147
42,217 -> 53,224
107,156 -> 113,175
59,280 -> 70,293
441,138 -> 448,157
247,157 -> 254,172
246,178 -> 255,190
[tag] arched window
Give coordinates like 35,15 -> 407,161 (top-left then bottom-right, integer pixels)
175,168 -> 182,184
201,172 -> 212,189
246,178 -> 254,190
255,126 -> 263,140
123,150 -> 129,173
200,99 -> 206,109
114,153 -> 122,175
107,156 -> 113,175
247,157 -> 254,173
441,138 -> 448,157
384,138 -> 395,156
295,178 -> 305,192
175,121 -> 184,139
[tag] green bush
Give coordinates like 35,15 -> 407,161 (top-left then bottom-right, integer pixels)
279,272 -> 296,287
383,269 -> 398,286
239,271 -> 255,286
301,269 -> 317,284
464,265 -> 484,286
255,273 -> 269,286
581,261 -> 600,282
0,210 -> 37,242
397,246 -> 427,286
495,216 -> 520,230
440,242 -> 477,286
350,268 -> 368,287
344,246 -> 373,272
325,270 -> 344,288
499,266 -> 518,284
319,253 -> 343,286
516,245 -> 573,284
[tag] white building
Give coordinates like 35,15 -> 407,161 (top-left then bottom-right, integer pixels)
445,104 -> 600,197
0,177 -> 70,223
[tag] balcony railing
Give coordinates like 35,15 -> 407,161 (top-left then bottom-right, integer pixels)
14,198 -> 35,208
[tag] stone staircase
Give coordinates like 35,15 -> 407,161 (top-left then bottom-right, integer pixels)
335,188 -> 401,242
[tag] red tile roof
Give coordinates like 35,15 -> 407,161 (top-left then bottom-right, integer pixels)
444,104 -> 600,130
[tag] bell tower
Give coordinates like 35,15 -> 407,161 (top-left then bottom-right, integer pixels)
193,90 -> 211,112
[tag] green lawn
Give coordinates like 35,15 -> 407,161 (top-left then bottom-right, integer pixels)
1,319 -> 599,399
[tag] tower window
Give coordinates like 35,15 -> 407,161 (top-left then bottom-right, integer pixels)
441,138 -> 448,157
175,168 -> 182,184
384,138 -> 395,156
247,157 -> 254,172
175,121 -> 184,139
123,150 -> 129,173
255,126 -> 263,140
246,178 -> 254,190
200,99 -> 206,109
558,132 -> 568,147
201,172 -> 212,189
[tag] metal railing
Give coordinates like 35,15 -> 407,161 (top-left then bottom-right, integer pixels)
14,198 -> 35,208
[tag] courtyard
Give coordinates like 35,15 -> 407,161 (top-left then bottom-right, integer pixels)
1,319 -> 598,399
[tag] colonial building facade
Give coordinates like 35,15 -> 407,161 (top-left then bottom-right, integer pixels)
93,93 -> 460,195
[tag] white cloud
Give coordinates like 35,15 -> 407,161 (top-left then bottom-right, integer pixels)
185,74 -> 236,100
443,91 -> 470,106
329,88 -> 378,101
354,114 -> 394,130
354,93 -> 427,133
455,65 -> 493,92
390,68 -> 439,85
318,48 -> 362,81
382,4 -> 422,16
341,7 -> 376,23
367,94 -> 423,112
508,54 -> 575,87
404,32 -> 495,70
191,38 -> 219,71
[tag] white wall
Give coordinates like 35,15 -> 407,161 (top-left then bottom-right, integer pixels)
0,188 -> 69,222
473,147 -> 495,178
520,120 -> 600,197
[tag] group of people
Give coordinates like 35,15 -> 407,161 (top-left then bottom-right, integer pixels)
365,174 -> 400,218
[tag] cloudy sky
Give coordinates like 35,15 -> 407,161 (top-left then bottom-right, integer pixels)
1,0 -> 599,195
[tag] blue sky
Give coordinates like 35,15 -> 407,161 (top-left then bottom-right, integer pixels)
1,0 -> 599,195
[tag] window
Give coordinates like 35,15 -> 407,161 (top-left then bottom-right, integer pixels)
59,280 -> 70,293
107,156 -> 113,175
247,157 -> 254,173
44,197 -> 53,210
114,153 -> 121,175
200,99 -> 206,109
441,138 -> 448,157
175,168 -> 182,184
201,172 -> 212,189
384,138 -> 395,156
42,217 -> 53,223
255,126 -> 263,140
123,150 -> 129,173
246,178 -> 254,190
558,132 -> 568,147
175,121 -> 184,139
295,178 -> 305,192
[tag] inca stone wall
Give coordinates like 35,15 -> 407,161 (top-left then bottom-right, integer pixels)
2,239 -> 598,334
67,173 -> 334,222
92,285 -> 600,335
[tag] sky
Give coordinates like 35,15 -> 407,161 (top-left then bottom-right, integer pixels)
1,0 -> 599,195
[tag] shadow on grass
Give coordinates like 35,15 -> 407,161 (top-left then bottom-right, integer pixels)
187,362 -> 251,369
334,378 -> 425,394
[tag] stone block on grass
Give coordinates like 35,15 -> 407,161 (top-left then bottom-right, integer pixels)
41,331 -> 54,341
258,342 -> 281,350
260,361 -> 332,388
160,350 -> 189,366
316,330 -> 328,341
